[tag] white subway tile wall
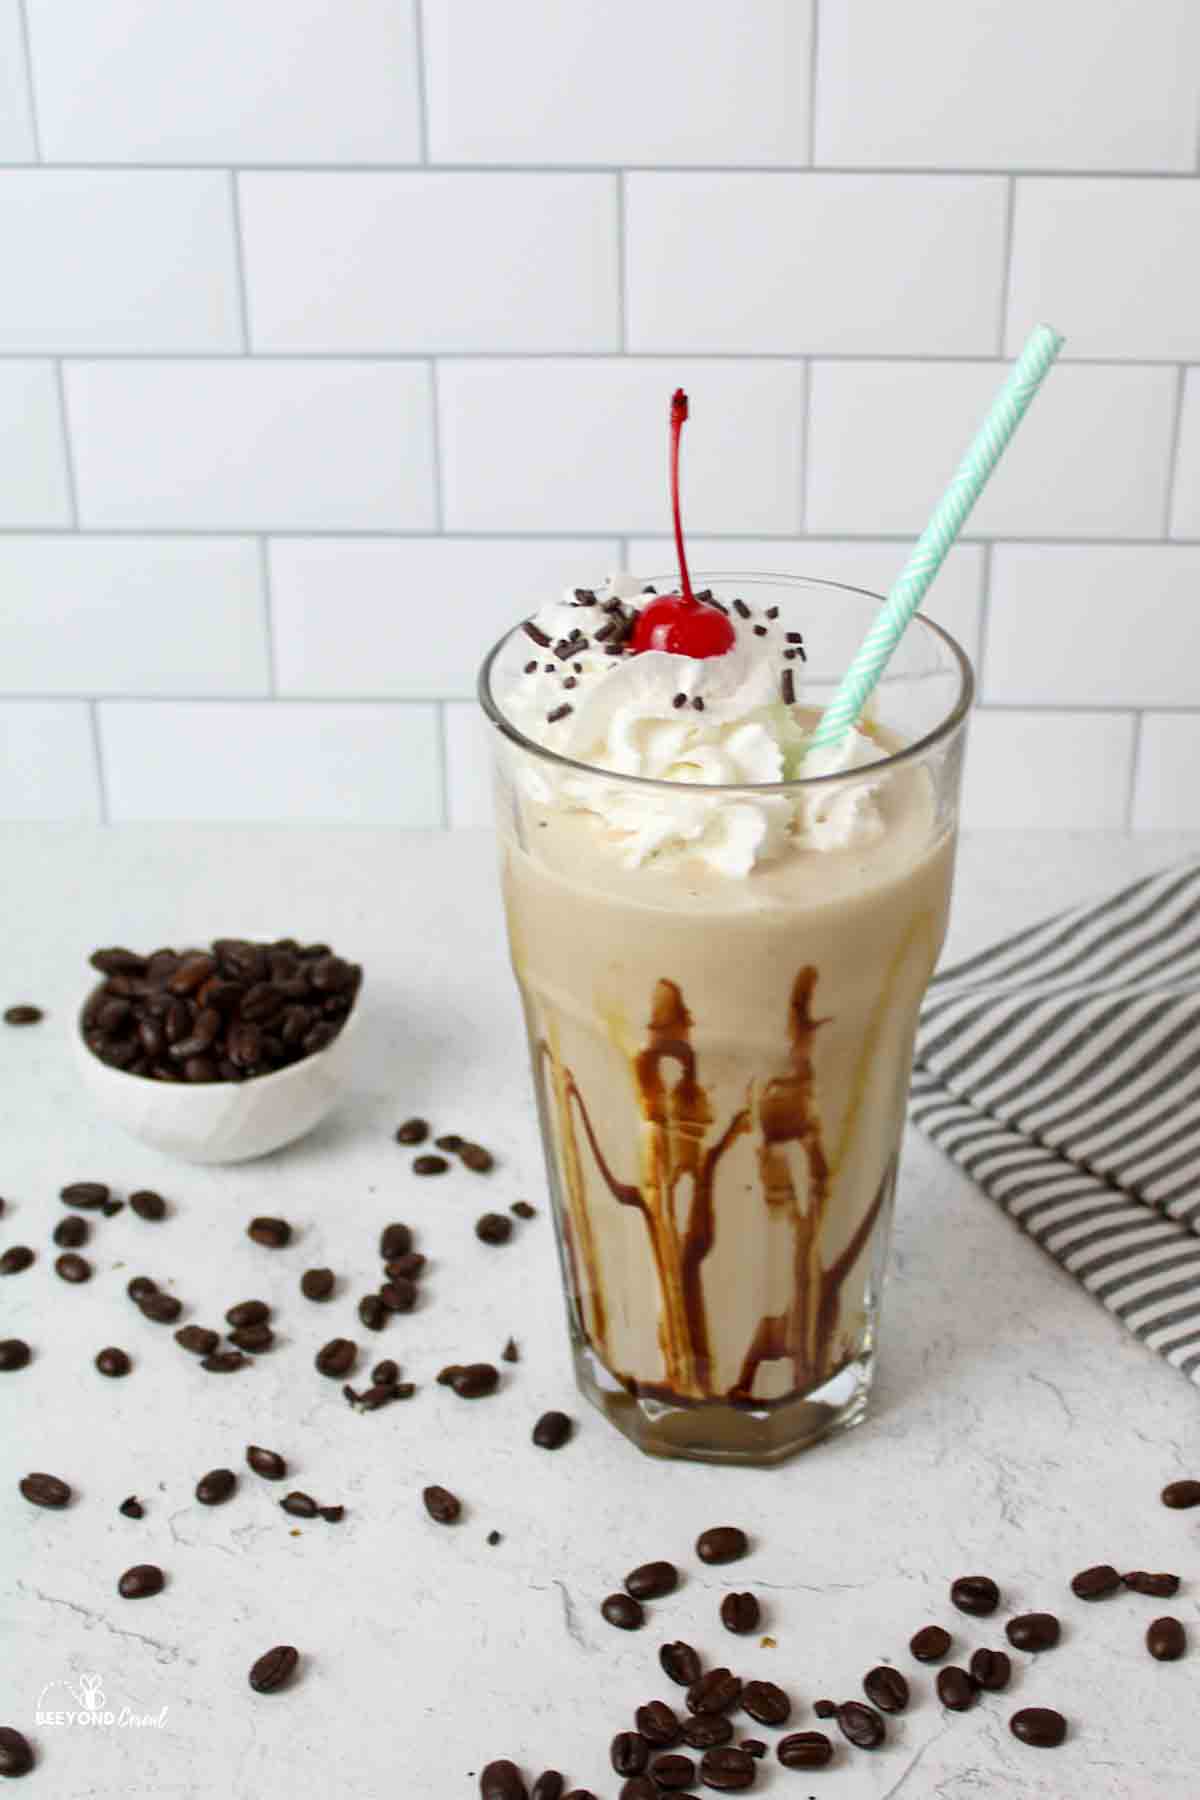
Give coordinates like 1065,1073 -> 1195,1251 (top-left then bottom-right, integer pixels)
1,1 -> 1197,829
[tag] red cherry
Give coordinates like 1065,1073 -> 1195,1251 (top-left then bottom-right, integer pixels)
630,387 -> 735,660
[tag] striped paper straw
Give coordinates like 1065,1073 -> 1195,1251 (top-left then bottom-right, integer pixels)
805,323 -> 1065,756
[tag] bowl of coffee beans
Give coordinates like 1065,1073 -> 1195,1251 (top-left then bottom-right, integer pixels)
73,939 -> 363,1164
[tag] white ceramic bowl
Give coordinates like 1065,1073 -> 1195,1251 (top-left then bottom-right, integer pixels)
72,997 -> 360,1164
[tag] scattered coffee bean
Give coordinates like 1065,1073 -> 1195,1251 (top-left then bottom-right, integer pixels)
0,1727 -> 34,1777
320,1505 -> 344,1524
316,1338 -> 356,1378
611,1731 -> 650,1776
423,1485 -> 462,1524
969,1647 -> 1011,1690
720,1592 -> 759,1635
395,1118 -> 429,1145
437,1365 -> 464,1386
54,1215 -> 89,1249
413,1155 -> 449,1176
60,1182 -> 110,1209
196,1468 -> 237,1505
698,1745 -> 756,1791
602,1593 -> 645,1631
476,1212 -> 513,1245
249,1645 -> 299,1694
741,1679 -> 790,1725
532,1411 -> 573,1450
358,1294 -> 387,1332
1123,1570 -> 1180,1598
55,1251 -> 92,1283
739,1740 -> 766,1759
1161,1479 -> 1200,1509
863,1666 -> 909,1713
0,1339 -> 30,1371
459,1143 -> 495,1173
778,1730 -> 833,1770
21,1472 -> 71,1509
449,1363 -> 500,1399
648,1754 -> 694,1791
812,1700 -> 836,1719
4,1004 -> 42,1026
512,1202 -> 536,1220
201,1351 -> 247,1372
687,1670 -> 742,1715
281,1491 -> 318,1519
618,1783 -> 655,1800
300,1267 -> 335,1301
936,1667 -> 977,1711
230,1323 -> 274,1352
696,1526 -> 748,1566
838,1699 -> 887,1746
626,1561 -> 679,1602
660,1641 -> 702,1687
951,1574 -> 999,1616
247,1216 -> 291,1249
0,1246 -> 34,1275
226,1300 -> 270,1329
1010,1706 -> 1066,1747
130,1190 -> 166,1221
561,1791 -> 596,1800
501,1338 -> 519,1363
138,1290 -> 182,1323
479,1763 -> 527,1800
127,1275 -> 157,1301
385,1252 -> 425,1280
119,1496 -> 143,1519
175,1325 -> 219,1356
1147,1616 -> 1186,1661
380,1278 -> 417,1313
247,1446 -> 287,1481
379,1223 -> 413,1262
909,1623 -> 951,1661
1071,1563 -> 1121,1601
372,1359 -> 400,1386
102,1197 -> 124,1217
1005,1612 -> 1060,1652
95,1346 -> 131,1378
636,1702 -> 681,1748
118,1563 -> 164,1599
435,1134 -> 463,1153
530,1776 -> 562,1800
680,1715 -> 733,1750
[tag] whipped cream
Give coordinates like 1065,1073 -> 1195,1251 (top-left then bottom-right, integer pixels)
498,575 -> 889,877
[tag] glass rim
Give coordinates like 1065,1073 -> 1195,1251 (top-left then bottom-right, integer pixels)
477,571 -> 975,796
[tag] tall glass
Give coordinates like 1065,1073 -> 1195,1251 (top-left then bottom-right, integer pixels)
479,576 -> 972,1464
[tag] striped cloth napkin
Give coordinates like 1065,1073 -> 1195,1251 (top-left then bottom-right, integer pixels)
910,859 -> 1200,1385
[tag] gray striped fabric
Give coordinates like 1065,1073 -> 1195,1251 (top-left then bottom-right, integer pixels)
911,859 -> 1200,1384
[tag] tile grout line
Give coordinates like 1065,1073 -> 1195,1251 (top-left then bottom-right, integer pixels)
0,349 -> 1190,366
428,360 -> 445,531
411,0 -> 432,164
87,701 -> 109,825
797,358 -> 812,533
228,173 -> 253,353
258,537 -> 276,696
51,361 -> 80,526
614,172 -> 628,352
807,0 -> 821,166
1,527 -> 1199,546
1161,364 -> 1188,537
1125,711 -> 1145,829
996,176 -> 1017,355
435,699 -> 450,827
975,541 -> 995,698
2,161 -> 1200,177
14,0 -> 42,160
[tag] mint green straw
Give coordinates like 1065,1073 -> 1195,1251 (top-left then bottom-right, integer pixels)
805,323 -> 1065,755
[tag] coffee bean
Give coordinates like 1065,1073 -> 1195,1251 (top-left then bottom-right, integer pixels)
969,1647 -> 1011,1690
560,1791 -> 596,1800
4,1004 -> 42,1026
687,1670 -> 742,1716
226,1300 -> 270,1329
618,1783 -> 655,1800
118,1563 -> 164,1599
55,1251 -> 92,1283
501,1338 -> 519,1363
358,1294 -> 387,1332
371,1359 -> 399,1386
356,1383 -> 397,1410
316,1338 -> 356,1378
720,1592 -> 759,1635
460,1143 -> 495,1173
660,1641 -> 702,1687
0,1727 -> 34,1777
60,1182 -> 110,1209
698,1745 -> 756,1791
611,1731 -> 650,1776
1147,1616 -> 1186,1661
377,1225 -> 411,1264
0,1339 -> 31,1371
741,1679 -> 789,1725
777,1731 -> 833,1770
863,1666 -> 909,1713
530,1408 -> 572,1450
413,1155 -> 449,1176
281,1492 -> 318,1519
95,1347 -> 131,1378
249,1645 -> 299,1694
837,1698 -> 887,1746
230,1323 -> 274,1352
648,1754 -> 694,1791
0,1246 -> 34,1275
385,1252 -> 425,1280
512,1202 -> 536,1220
696,1526 -> 748,1566
602,1593 -> 645,1630
486,1529 -> 502,1546
1123,1570 -> 1180,1597
450,1363 -> 500,1399
247,1216 -> 291,1249
201,1350 -> 247,1372
20,1472 -> 71,1509
950,1574 -> 999,1616
812,1700 -> 836,1719
102,1197 -> 124,1217
196,1468 -> 237,1505
247,1446 -> 287,1481
54,1215 -> 89,1249
1161,1479 -> 1200,1508
130,1190 -> 167,1221
739,1740 -> 765,1759
1071,1563 -> 1121,1601
379,1278 -> 417,1313
138,1290 -> 182,1323
476,1212 -> 513,1245
1005,1612 -> 1060,1652
530,1776 -> 562,1800
636,1702 -> 681,1748
936,1667 -> 977,1711
1010,1706 -> 1067,1748
127,1275 -> 157,1301
395,1118 -> 429,1145
119,1496 -> 143,1519
174,1325 -> 219,1356
680,1715 -> 733,1750
423,1485 -> 462,1525
320,1505 -> 344,1524
479,1763 -> 527,1800
909,1623 -> 951,1661
625,1561 -> 678,1601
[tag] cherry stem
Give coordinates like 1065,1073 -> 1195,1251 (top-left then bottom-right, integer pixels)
669,388 -> 696,607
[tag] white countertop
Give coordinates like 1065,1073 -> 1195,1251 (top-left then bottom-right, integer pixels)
3,826 -> 1199,1800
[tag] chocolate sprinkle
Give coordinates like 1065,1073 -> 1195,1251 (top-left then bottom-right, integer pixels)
573,588 -> 597,605
547,704 -> 573,724
753,624 -> 767,637
594,621 -> 615,641
524,660 -> 537,674
733,599 -> 751,619
673,693 -> 687,709
786,631 -> 804,643
523,620 -> 551,648
563,677 -> 577,689
765,606 -> 779,619
692,697 -> 705,712
781,668 -> 795,705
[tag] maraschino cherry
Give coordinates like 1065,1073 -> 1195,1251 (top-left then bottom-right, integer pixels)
631,389 -> 736,658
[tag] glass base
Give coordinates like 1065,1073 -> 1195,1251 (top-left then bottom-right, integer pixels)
572,1337 -> 876,1466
